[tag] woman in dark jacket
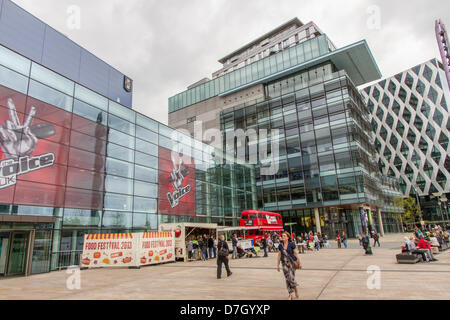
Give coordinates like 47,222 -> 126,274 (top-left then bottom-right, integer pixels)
217,235 -> 232,279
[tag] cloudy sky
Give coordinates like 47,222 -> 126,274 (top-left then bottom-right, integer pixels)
13,0 -> 450,124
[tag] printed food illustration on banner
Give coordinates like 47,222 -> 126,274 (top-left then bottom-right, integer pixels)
81,233 -> 136,268
158,147 -> 196,216
139,232 -> 175,266
0,98 -> 56,189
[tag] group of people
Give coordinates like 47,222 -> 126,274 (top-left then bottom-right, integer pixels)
402,225 -> 449,262
294,232 -> 329,253
186,234 -> 218,261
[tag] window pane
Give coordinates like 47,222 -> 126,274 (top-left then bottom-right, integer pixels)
102,211 -> 132,228
31,63 -> 74,95
135,151 -> 158,168
108,128 -> 134,148
134,165 -> 157,183
28,80 -> 73,111
136,125 -> 158,142
136,114 -> 158,132
136,138 -> 158,155
0,64 -> 28,93
73,99 -> 107,125
133,197 -> 157,213
108,114 -> 135,136
106,158 -> 134,178
134,180 -> 157,198
104,193 -> 133,211
109,100 -> 135,123
0,45 -> 31,75
133,213 -> 157,230
105,175 -> 134,195
74,84 -> 108,111
107,142 -> 134,162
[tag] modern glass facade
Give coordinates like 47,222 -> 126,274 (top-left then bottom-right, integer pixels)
361,58 -> 450,222
0,42 -> 256,276
219,63 -> 403,237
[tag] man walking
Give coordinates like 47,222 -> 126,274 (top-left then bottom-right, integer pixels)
373,232 -> 380,247
231,234 -> 238,259
261,236 -> 268,257
217,235 -> 232,279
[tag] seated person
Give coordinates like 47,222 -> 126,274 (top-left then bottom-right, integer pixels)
415,237 -> 438,262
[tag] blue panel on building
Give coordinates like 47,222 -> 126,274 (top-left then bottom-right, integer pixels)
0,0 -> 4,18
79,50 -> 110,97
42,27 -> 81,82
0,0 -> 45,63
108,67 -> 132,106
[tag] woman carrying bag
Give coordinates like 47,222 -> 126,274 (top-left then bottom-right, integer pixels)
277,231 -> 302,300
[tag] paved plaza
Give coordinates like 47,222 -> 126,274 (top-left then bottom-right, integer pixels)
0,233 -> 449,300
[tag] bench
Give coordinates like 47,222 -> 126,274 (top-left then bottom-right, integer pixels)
396,254 -> 421,264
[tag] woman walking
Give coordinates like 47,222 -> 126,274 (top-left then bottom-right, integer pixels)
277,232 -> 302,300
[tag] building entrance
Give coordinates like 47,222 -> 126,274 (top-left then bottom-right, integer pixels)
0,230 -> 33,277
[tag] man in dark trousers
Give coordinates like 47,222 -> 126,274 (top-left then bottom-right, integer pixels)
217,235 -> 232,279
261,236 -> 268,257
231,234 -> 238,259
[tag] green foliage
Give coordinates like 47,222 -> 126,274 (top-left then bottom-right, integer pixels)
393,196 -> 421,225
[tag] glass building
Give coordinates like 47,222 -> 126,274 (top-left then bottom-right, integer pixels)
168,19 -> 404,238
361,58 -> 450,223
0,1 -> 255,277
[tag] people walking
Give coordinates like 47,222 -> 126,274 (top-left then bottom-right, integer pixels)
277,232 -> 302,300
373,232 -> 380,247
231,234 -> 238,259
217,235 -> 232,279
342,232 -> 348,249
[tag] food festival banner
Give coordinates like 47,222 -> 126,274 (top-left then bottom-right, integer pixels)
138,232 -> 175,266
81,233 -> 137,268
81,232 -> 175,268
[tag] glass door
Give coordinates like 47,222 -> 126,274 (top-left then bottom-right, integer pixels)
0,232 -> 9,275
7,232 -> 29,276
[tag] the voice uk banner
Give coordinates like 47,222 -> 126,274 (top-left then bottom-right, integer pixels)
81,232 -> 175,268
158,147 -> 196,216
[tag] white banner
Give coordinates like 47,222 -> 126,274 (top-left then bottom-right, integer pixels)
138,232 -> 175,266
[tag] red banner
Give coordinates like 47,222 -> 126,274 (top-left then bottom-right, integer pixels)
158,147 -> 196,216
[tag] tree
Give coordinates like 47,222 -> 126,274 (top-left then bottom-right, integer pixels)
393,197 -> 421,225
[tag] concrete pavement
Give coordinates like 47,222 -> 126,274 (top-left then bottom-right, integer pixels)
0,233 -> 449,300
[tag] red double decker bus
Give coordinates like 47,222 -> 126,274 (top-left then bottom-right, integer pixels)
239,210 -> 284,242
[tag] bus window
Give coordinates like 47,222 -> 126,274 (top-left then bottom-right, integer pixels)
258,214 -> 263,219
249,214 -> 257,219
276,216 -> 281,221
242,214 -> 249,220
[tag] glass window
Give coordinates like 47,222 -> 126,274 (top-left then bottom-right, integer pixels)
134,180 -> 157,198
136,114 -> 158,132
74,84 -> 108,111
135,151 -> 158,168
109,101 -> 135,123
133,197 -> 157,213
105,175 -> 134,195
159,135 -> 173,149
102,211 -> 133,228
136,125 -> 158,143
104,193 -> 133,211
136,138 -> 158,155
0,64 -> 28,93
108,128 -> 134,148
106,158 -> 134,178
31,63 -> 74,95
73,99 -> 107,125
107,142 -> 134,162
0,45 -> 31,75
133,213 -> 157,230
28,80 -> 73,111
108,114 -> 135,136
134,165 -> 157,183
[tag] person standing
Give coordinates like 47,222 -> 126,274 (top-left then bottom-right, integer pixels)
217,235 -> 232,279
358,234 -> 362,246
268,236 -> 273,253
231,234 -> 238,259
187,237 -> 193,261
208,235 -> 215,259
198,236 -> 206,261
212,235 -> 218,259
313,233 -> 320,251
342,232 -> 348,249
336,234 -> 341,249
261,236 -> 268,257
203,234 -> 209,260
277,232 -> 302,300
192,237 -> 198,260
362,232 -> 372,255
373,232 -> 380,247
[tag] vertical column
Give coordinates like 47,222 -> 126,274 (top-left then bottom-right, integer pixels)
314,208 -> 322,234
250,166 -> 258,210
377,208 -> 385,237
70,230 -> 78,266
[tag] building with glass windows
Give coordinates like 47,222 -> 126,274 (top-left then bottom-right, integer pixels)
361,58 -> 450,223
169,18 -> 404,238
0,0 -> 256,277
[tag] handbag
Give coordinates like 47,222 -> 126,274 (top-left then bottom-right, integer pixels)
283,244 -> 300,270
218,242 -> 229,257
